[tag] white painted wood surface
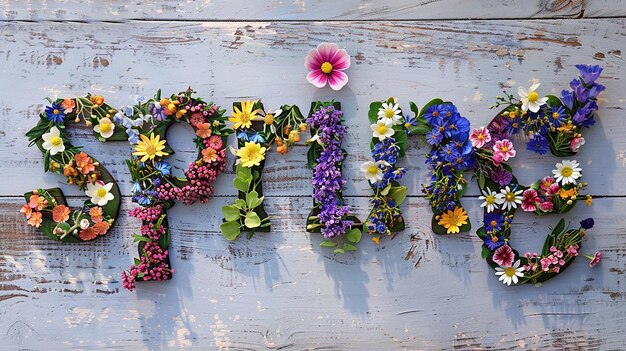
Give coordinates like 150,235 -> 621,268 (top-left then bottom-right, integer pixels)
0,5 -> 625,350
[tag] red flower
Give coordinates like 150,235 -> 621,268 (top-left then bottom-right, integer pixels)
493,244 -> 514,267
521,188 -> 539,212
590,252 -> 602,267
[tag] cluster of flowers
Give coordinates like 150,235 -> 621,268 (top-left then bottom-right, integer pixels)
421,103 -> 474,234
362,99 -> 409,244
23,95 -> 121,241
491,64 -> 604,155
122,89 -> 230,291
307,104 -> 356,239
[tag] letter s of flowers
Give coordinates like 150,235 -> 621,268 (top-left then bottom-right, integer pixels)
22,95 -> 123,242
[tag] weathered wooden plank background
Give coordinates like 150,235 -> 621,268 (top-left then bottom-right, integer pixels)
0,1 -> 624,350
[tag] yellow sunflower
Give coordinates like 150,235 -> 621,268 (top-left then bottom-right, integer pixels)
236,141 -> 266,168
133,133 -> 168,162
438,207 -> 469,234
229,100 -> 258,130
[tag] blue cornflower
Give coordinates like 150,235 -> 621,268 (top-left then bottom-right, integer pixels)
426,128 -> 443,146
375,222 -> 386,234
575,64 -> 603,84
484,234 -> 505,251
439,142 -> 458,163
440,103 -> 459,119
446,115 -> 470,140
549,106 -> 566,127
403,114 -> 417,134
45,102 -> 65,124
506,116 -> 522,135
424,104 -> 445,125
155,161 -> 171,176
484,212 -> 504,232
527,133 -> 550,155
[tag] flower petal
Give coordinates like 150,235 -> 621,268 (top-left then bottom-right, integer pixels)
304,48 -> 323,70
327,70 -> 349,91
317,42 -> 338,62
307,69 -> 328,88
330,49 -> 350,70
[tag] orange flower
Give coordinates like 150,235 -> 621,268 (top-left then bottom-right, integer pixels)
74,152 -> 95,174
52,205 -> 71,223
61,98 -> 76,113
90,95 -> 105,106
79,227 -> 98,241
20,204 -> 32,219
89,207 -> 103,223
195,123 -> 212,139
28,212 -> 43,228
160,98 -> 179,115
202,147 -> 218,163
276,144 -> 288,154
63,163 -> 78,177
28,195 -> 47,211
93,221 -> 110,235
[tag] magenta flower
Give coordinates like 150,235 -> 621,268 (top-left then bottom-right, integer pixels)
493,139 -> 516,162
589,251 -> 602,267
521,188 -> 539,212
305,43 -> 350,91
470,127 -> 491,148
493,244 -> 514,267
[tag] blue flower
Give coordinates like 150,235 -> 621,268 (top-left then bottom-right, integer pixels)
527,133 -> 549,155
126,128 -> 140,144
439,142 -> 458,163
440,103 -> 459,120
506,116 -> 522,135
580,218 -> 594,230
484,212 -> 504,232
575,64 -> 603,84
549,106 -> 566,127
424,104 -> 445,125
588,84 -> 605,99
155,161 -> 171,176
45,102 -> 65,124
560,89 -> 575,110
484,234 -> 505,251
446,115 -> 470,140
403,115 -> 417,134
249,132 -> 265,144
131,181 -> 142,194
237,131 -> 250,141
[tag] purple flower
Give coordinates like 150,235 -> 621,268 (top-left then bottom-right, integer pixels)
560,89 -> 575,110
575,64 -> 603,84
490,167 -> 513,187
580,218 -> 594,230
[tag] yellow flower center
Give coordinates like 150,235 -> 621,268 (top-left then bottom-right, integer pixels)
240,111 -> 251,124
490,220 -> 498,228
385,109 -> 394,118
376,125 -> 388,135
367,165 -> 378,175
504,266 -> 516,277
53,109 -> 60,115
100,123 -> 112,133
485,195 -> 495,204
96,188 -> 107,197
477,134 -> 484,140
264,114 -> 274,125
561,166 -> 573,177
145,145 -> 157,156
321,62 -> 333,74
528,91 -> 539,103
505,192 -> 515,202
491,235 -> 499,243
552,112 -> 560,120
51,136 -> 62,146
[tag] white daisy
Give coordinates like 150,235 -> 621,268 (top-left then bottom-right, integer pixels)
360,160 -> 386,184
85,182 -> 115,206
94,117 -> 115,138
500,185 -> 523,211
377,102 -> 402,126
479,187 -> 505,213
41,126 -> 65,155
370,120 -> 395,140
495,260 -> 524,286
518,83 -> 548,113
552,160 -> 582,185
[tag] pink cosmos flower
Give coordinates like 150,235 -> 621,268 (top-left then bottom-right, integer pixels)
570,136 -> 585,152
470,127 -> 491,148
493,139 -> 516,162
493,244 -> 514,267
590,252 -> 602,267
521,188 -> 539,212
539,176 -> 555,192
305,43 -> 350,91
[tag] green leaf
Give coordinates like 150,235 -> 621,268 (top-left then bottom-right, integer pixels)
368,101 -> 383,124
409,101 -> 419,117
481,245 -> 492,259
158,229 -> 170,249
131,233 -> 152,243
551,218 -> 565,235
234,199 -> 247,209
307,144 -> 318,169
222,205 -> 241,221
333,248 -> 345,254
388,186 -> 408,205
392,126 -> 408,157
343,243 -> 357,251
244,211 -> 261,228
345,228 -> 362,243
380,183 -> 392,196
220,220 -> 241,240
246,191 -> 263,209
233,177 -> 251,193
418,98 -> 444,118
236,165 -> 252,182
320,240 -> 337,247
44,150 -> 50,172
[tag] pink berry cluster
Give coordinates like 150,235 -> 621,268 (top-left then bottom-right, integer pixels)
187,102 -> 218,128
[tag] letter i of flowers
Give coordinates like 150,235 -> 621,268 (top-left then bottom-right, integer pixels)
121,88 -> 230,291
416,100 -> 475,234
22,94 -> 122,242
305,101 -> 362,253
362,97 -> 410,244
221,100 -> 307,240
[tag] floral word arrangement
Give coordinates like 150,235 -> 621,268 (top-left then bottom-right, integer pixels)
306,101 -> 363,253
121,88 -> 231,291
419,100 -> 474,234
361,98 -> 411,244
22,95 -> 122,242
221,100 -> 307,240
472,64 -> 603,286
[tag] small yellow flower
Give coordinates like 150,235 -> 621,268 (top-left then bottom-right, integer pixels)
133,133 -> 168,163
263,113 -> 274,125
229,100 -> 258,130
438,207 -> 469,234
236,141 -> 266,168
586,195 -> 593,206
372,237 -> 380,245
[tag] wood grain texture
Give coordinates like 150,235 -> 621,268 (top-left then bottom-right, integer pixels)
0,11 -> 625,351
0,196 -> 623,350
0,0 -> 587,21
